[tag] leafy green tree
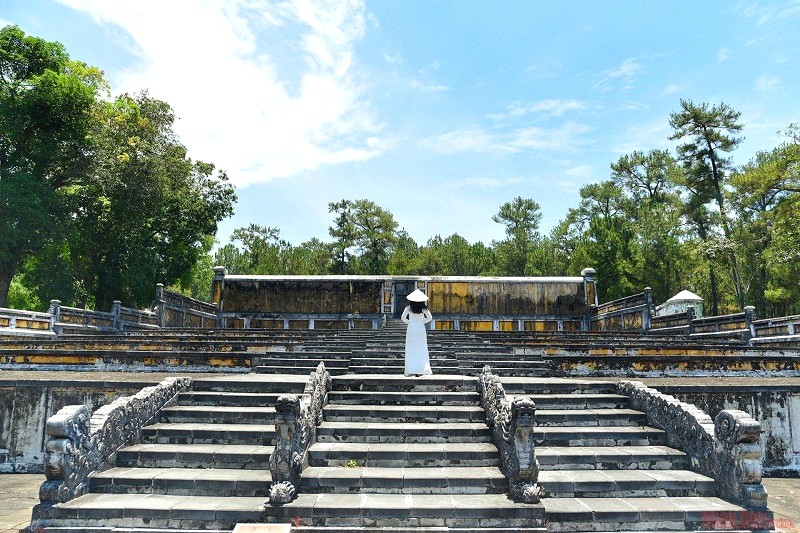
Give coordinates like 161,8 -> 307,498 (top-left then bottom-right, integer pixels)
285,238 -> 334,274
349,199 -> 398,274
609,149 -> 688,304
387,229 -> 419,275
226,224 -> 282,274
492,196 -> 542,275
730,128 -> 800,315
328,200 -> 357,274
53,93 -> 236,308
670,99 -> 745,311
0,25 -> 105,306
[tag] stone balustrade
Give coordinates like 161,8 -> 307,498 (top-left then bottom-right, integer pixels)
269,361 -> 332,504
477,365 -> 541,503
618,380 -> 767,509
38,376 -> 192,504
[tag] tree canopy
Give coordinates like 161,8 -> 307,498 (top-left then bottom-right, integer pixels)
1,26 -> 235,309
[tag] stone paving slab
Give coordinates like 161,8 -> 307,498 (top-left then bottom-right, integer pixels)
143,422 -> 277,443
118,443 -> 273,469
89,467 -> 272,496
270,493 -> 545,520
301,466 -> 506,493
327,391 -> 480,405
538,468 -> 715,496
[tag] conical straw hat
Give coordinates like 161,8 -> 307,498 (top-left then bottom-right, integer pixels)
406,289 -> 428,302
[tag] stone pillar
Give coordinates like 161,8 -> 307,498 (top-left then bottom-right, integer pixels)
744,305 -> 756,340
211,266 -> 227,328
643,287 -> 653,331
154,283 -> 166,328
508,397 -> 541,503
686,305 -> 696,335
714,409 -> 768,509
111,300 -> 122,331
48,300 -> 62,332
581,268 -> 597,332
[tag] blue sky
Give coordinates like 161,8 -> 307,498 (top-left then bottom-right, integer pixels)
2,1 -> 799,248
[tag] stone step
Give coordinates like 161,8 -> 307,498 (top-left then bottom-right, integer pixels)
37,525 -> 232,533
264,351 -> 352,358
518,393 -> 630,410
534,408 -> 646,427
255,357 -> 351,367
458,359 -> 547,368
541,496 -> 747,532
160,405 -> 276,424
537,445 -> 690,470
334,375 -> 478,392
499,379 -> 618,395
316,421 -> 492,443
254,365 -> 350,375
34,493 -> 265,530
294,526 -> 552,533
534,426 -> 665,447
348,365 -> 461,375
457,367 -> 550,377
116,443 -> 272,469
300,465 -> 507,494
308,442 -> 499,467
351,357 -> 461,367
538,469 -> 716,497
327,390 -> 480,405
88,466 -> 272,496
177,391 -> 282,407
142,422 -> 276,445
191,375 -> 308,394
265,493 -> 545,528
322,404 -> 486,423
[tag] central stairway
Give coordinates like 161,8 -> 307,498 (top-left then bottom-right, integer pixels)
266,374 -> 546,530
253,320 -> 550,377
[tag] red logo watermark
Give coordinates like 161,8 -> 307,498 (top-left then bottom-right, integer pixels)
701,510 -> 795,530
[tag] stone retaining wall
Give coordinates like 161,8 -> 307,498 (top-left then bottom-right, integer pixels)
651,382 -> 800,476
0,374 -> 170,473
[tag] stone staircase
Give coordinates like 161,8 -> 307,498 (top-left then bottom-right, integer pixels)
29,374 -> 306,531
265,374 -> 546,530
27,326 -> 769,532
501,378 -> 749,531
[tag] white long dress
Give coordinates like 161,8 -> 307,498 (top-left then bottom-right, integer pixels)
401,306 -> 433,375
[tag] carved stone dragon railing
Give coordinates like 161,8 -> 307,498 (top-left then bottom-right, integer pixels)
37,376 -> 192,504
269,361 -> 332,504
477,365 -> 541,503
618,380 -> 767,509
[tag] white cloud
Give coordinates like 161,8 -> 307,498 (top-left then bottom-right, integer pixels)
418,121 -> 592,155
564,164 -> 595,178
440,176 -> 523,189
755,74 -> 780,92
737,1 -> 800,25
593,57 -> 641,92
663,84 -> 688,95
717,48 -> 731,61
417,127 -> 499,154
418,59 -> 440,76
486,99 -> 587,121
408,80 -> 449,92
526,60 -> 564,78
611,119 -> 672,155
383,52 -> 401,64
56,0 -> 383,187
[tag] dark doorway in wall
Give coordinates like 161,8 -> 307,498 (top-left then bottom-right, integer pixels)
393,281 -> 416,318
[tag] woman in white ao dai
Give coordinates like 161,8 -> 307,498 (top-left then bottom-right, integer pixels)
401,289 -> 433,376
